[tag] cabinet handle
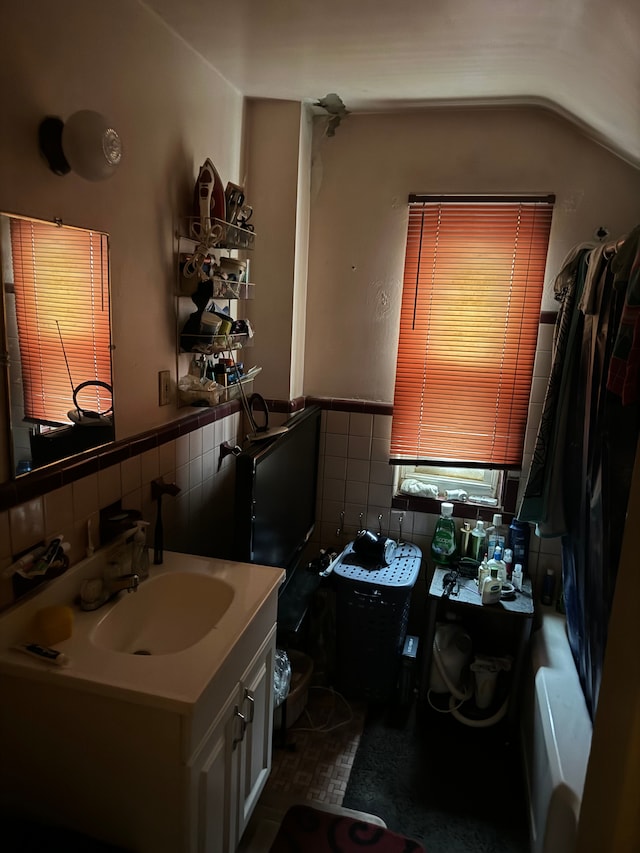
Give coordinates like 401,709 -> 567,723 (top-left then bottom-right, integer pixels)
243,689 -> 255,724
232,706 -> 247,750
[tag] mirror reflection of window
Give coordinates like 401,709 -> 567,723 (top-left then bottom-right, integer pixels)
1,214 -> 114,475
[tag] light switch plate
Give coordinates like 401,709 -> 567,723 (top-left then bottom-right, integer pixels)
158,370 -> 171,406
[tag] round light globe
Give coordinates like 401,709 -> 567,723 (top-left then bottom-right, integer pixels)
62,110 -> 123,181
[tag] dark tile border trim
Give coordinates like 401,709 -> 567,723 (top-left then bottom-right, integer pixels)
2,394 -> 392,511
306,396 -> 393,416
265,396 -> 306,414
0,401 -> 242,511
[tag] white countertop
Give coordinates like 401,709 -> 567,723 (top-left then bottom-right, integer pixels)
0,549 -> 284,713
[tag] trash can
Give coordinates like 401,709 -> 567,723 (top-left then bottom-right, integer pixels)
274,649 -> 314,729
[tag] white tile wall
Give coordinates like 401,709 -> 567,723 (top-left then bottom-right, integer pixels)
43,485 -> 74,541
315,318 -> 556,597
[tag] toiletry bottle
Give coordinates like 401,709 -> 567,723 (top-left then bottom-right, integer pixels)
486,513 -> 507,560
482,568 -> 502,604
477,553 -> 490,587
430,501 -> 457,568
469,519 -> 487,561
444,489 -> 468,501
487,545 -> 507,584
512,563 -> 523,591
131,521 -> 150,580
459,521 -> 472,558
503,547 -> 514,580
508,518 -> 531,575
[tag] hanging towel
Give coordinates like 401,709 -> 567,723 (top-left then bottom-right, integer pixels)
578,242 -> 608,315
606,226 -> 640,405
518,249 -> 590,532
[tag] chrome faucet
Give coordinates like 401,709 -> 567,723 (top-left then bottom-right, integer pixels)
79,568 -> 139,611
106,573 -> 140,595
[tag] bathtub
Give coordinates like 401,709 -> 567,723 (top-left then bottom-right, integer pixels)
522,608 -> 592,853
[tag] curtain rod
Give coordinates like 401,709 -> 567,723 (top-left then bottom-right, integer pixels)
408,193 -> 556,204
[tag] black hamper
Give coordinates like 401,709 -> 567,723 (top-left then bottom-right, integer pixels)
332,541 -> 422,701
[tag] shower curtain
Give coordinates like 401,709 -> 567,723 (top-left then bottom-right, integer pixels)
519,225 -> 640,718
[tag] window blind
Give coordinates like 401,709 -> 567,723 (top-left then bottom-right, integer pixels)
9,218 -> 112,426
390,197 -> 554,468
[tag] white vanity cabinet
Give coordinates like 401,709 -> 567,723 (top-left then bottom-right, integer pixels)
190,627 -> 276,853
0,553 -> 284,853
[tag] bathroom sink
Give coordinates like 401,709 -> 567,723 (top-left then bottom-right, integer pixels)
90,571 -> 235,655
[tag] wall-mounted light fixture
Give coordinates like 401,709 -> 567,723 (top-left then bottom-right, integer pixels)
38,110 -> 123,181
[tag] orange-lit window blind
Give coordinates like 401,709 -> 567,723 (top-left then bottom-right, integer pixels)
391,196 -> 554,468
9,218 -> 112,426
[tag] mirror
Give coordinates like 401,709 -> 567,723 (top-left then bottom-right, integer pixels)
0,212 -> 114,477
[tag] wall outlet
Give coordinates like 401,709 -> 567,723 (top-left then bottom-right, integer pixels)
158,370 -> 171,406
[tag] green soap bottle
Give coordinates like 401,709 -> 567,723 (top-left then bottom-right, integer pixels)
430,501 -> 458,568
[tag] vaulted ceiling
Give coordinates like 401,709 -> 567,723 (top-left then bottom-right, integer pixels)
144,0 -> 640,168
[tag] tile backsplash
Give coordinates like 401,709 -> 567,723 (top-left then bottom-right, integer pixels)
314,407 -> 560,604
0,406 -> 243,610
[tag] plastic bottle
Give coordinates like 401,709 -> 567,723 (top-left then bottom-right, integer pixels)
131,520 -> 150,580
477,553 -> 490,587
508,518 -> 531,575
512,563 -> 523,591
430,501 -> 457,568
503,547 -> 514,580
444,489 -> 468,501
482,568 -> 502,604
487,545 -> 507,584
486,513 -> 507,560
469,519 -> 487,561
458,521 -> 472,558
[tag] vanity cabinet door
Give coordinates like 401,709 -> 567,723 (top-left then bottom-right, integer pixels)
194,686 -> 242,853
192,625 -> 276,853
236,629 -> 276,842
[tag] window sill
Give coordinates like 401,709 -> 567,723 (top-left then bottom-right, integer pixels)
392,490 -> 516,523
